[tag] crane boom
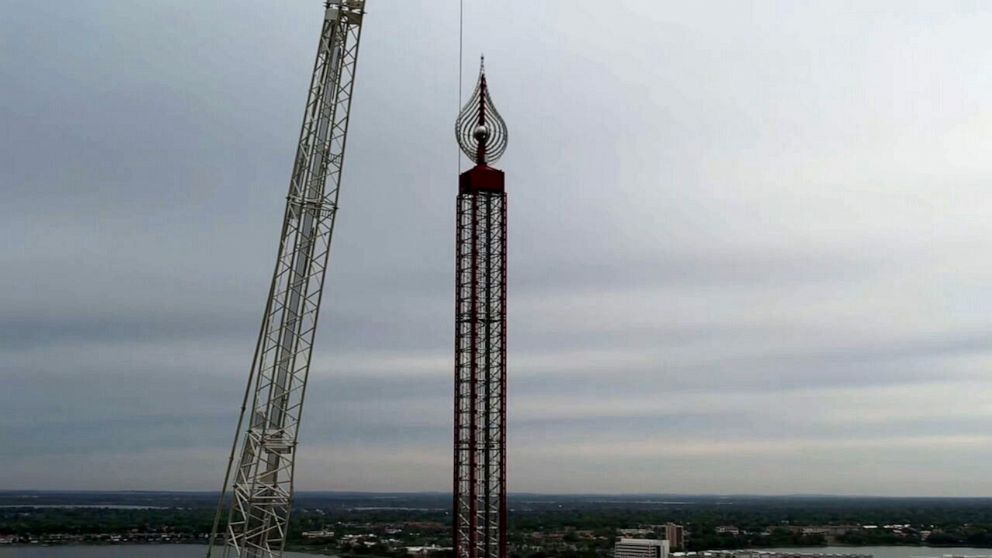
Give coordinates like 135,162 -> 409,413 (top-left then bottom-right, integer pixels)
208,2 -> 366,556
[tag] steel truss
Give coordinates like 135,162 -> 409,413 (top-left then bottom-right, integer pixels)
208,2 -> 366,557
452,60 -> 510,558
454,186 -> 508,558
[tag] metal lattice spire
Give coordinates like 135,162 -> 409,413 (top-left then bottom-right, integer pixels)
456,57 -> 508,165
453,58 -> 509,558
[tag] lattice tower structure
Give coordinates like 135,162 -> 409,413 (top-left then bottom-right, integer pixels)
208,2 -> 366,557
453,61 -> 510,558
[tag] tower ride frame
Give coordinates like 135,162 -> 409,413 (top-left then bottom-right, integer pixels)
453,62 -> 509,558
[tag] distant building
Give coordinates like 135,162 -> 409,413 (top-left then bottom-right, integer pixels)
615,538 -> 670,558
407,545 -> 450,555
664,523 -> 685,550
302,529 -> 335,539
715,526 -> 740,536
620,528 -> 655,537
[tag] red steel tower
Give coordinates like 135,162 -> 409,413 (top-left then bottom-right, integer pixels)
453,60 -> 509,558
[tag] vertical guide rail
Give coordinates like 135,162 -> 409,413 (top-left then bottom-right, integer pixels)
497,194 -> 508,558
453,191 -> 476,558
208,2 -> 366,557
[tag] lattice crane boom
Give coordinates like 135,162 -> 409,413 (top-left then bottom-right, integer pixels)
208,2 -> 367,556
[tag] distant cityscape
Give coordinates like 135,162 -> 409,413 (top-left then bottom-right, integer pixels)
6,492 -> 992,555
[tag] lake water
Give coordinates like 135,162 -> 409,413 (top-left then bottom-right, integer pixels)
2,545 -> 990,558
0,545 -> 321,557
0,505 -> 164,510
765,547 -> 992,558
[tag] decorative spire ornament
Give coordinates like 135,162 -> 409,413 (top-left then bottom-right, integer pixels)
456,57 -> 509,166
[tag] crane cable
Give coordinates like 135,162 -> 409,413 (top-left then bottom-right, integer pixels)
458,0 -> 464,174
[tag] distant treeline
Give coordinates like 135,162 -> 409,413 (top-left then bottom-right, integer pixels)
6,491 -> 992,554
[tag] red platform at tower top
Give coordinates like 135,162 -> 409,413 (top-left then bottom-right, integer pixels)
459,165 -> 505,195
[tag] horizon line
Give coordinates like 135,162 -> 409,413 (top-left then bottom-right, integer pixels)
4,489 -> 992,500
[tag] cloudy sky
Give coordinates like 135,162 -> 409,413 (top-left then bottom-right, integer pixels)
4,0 -> 992,496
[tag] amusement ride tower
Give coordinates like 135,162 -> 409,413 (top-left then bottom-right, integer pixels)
452,60 -> 510,558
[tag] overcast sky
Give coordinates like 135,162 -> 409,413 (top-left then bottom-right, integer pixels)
4,0 -> 992,496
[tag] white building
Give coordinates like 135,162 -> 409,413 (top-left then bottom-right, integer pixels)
406,545 -> 450,555
615,538 -> 670,558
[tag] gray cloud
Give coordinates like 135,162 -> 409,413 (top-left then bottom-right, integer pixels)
4,0 -> 992,496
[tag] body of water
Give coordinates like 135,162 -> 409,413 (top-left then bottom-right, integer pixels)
0,505 -> 164,510
0,545 -> 322,557
765,547 -> 992,558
